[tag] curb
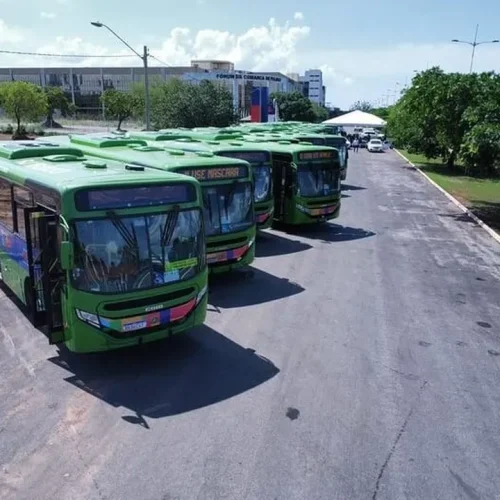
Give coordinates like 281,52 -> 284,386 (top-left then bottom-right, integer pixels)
394,149 -> 500,245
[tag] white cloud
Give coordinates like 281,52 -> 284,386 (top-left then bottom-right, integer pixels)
0,19 -> 24,43
0,17 -> 310,73
40,12 -> 56,19
2,15 -> 500,108
294,12 -> 304,21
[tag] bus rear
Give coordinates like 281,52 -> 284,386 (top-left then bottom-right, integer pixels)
0,141 -> 208,353
42,135 -> 256,274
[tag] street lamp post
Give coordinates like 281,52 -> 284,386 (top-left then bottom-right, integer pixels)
452,24 -> 499,73
393,82 -> 400,104
91,21 -> 151,130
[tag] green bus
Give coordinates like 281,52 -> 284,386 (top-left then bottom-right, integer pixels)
242,139 -> 342,225
288,134 -> 349,181
237,132 -> 348,181
44,134 -> 256,273
0,141 -> 208,353
128,133 -> 274,230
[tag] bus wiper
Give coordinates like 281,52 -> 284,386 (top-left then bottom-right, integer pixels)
161,205 -> 180,248
225,180 -> 239,211
202,190 -> 213,222
106,210 -> 139,259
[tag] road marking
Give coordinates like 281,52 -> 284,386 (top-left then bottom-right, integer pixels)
394,149 -> 500,245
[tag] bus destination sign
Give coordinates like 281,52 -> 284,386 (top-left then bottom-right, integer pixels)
219,151 -> 269,163
298,151 -> 335,161
182,165 -> 248,181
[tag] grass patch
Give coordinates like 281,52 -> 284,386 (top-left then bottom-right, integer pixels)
399,150 -> 500,231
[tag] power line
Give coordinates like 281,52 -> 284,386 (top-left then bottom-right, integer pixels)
0,49 -> 131,58
149,54 -> 170,67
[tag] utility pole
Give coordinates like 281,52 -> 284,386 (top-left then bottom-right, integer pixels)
452,24 -> 499,73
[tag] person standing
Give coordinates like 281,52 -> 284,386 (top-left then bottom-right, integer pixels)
352,138 -> 359,152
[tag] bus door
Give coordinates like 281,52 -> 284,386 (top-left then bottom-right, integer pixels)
272,154 -> 294,219
24,208 -> 64,343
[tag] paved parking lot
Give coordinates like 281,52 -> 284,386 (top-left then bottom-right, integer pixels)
1,149 -> 499,500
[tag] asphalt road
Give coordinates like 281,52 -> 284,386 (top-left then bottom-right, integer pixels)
1,149 -> 500,500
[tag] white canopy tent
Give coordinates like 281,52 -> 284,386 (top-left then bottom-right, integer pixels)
322,110 -> 386,127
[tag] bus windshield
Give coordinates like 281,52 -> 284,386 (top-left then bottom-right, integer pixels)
253,163 -> 272,202
326,140 -> 347,166
297,161 -> 340,198
202,182 -> 253,236
72,209 -> 203,293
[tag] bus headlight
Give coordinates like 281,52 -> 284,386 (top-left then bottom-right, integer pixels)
75,309 -> 101,328
195,284 -> 208,305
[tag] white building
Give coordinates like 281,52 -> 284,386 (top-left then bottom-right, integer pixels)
0,61 -> 326,119
303,69 -> 325,106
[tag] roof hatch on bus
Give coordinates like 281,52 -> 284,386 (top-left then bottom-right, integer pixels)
69,134 -> 147,149
128,132 -> 193,142
0,141 -> 84,160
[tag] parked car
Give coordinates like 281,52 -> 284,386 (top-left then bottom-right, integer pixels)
360,137 -> 370,148
367,138 -> 384,152
345,139 -> 351,149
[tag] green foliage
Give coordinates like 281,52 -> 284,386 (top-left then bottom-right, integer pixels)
133,79 -> 237,129
0,81 -> 48,137
271,92 -> 316,122
44,86 -> 72,127
101,89 -> 139,130
311,102 -> 329,122
195,80 -> 237,127
370,107 -> 391,121
389,68 -> 500,176
460,124 -> 500,177
349,100 -> 373,112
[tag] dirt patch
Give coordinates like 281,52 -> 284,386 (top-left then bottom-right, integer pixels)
0,134 -> 38,141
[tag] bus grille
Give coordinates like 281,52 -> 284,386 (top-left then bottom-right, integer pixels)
102,287 -> 195,312
206,236 -> 248,250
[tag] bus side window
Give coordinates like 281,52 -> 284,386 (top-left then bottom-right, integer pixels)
13,186 -> 34,238
0,180 -> 14,231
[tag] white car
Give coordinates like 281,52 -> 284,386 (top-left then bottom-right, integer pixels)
345,139 -> 351,149
367,139 -> 384,152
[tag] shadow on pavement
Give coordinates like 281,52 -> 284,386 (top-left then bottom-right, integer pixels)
48,325 -> 279,422
341,184 -> 366,191
209,266 -> 304,309
281,223 -> 376,244
256,231 -> 312,257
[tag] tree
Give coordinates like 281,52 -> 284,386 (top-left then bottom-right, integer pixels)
370,107 -> 391,121
0,81 -> 48,139
271,92 -> 316,122
134,78 -> 236,129
389,68 -> 479,168
460,124 -> 500,177
43,86 -> 72,128
311,102 -> 329,123
195,80 -> 237,127
101,89 -> 138,130
349,100 -> 373,112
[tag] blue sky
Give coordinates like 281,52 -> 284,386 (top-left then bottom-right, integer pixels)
2,0 -> 500,108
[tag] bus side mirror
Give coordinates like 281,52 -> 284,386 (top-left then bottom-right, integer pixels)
60,241 -> 74,271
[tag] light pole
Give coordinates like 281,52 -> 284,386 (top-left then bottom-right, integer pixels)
452,24 -> 499,73
393,82 -> 400,104
91,21 -> 151,130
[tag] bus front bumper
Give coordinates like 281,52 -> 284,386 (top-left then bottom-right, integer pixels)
207,238 -> 255,274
